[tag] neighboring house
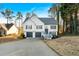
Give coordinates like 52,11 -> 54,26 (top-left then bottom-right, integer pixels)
0,23 -> 18,36
0,23 -> 7,36
23,14 -> 57,38
5,23 -> 18,35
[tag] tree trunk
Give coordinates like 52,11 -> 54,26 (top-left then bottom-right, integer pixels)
19,19 -> 20,28
18,19 -> 21,35
70,13 -> 73,34
75,10 -> 78,34
7,18 -> 8,24
73,10 -> 77,34
65,20 -> 67,34
57,11 -> 59,36
63,19 -> 67,35
62,20 -> 64,34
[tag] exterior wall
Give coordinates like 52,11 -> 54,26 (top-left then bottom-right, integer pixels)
23,20 -> 35,37
29,16 -> 45,32
7,25 -> 18,35
23,16 -> 45,38
33,32 -> 35,38
30,16 -> 44,25
0,29 -> 6,35
44,25 -> 58,35
23,16 -> 58,38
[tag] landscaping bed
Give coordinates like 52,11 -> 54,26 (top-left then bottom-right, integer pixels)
44,36 -> 79,56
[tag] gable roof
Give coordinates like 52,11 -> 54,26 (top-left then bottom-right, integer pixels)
39,18 -> 57,25
23,17 -> 29,23
5,23 -> 14,30
24,17 -> 57,25
23,13 -> 57,25
0,24 -> 8,31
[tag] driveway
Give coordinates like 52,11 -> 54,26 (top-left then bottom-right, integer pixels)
0,38 -> 58,56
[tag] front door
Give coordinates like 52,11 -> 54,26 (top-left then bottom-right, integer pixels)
45,29 -> 48,34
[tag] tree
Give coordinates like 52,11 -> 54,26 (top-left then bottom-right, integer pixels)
49,3 -> 79,35
60,4 -> 71,34
1,9 -> 13,24
60,3 -> 79,35
16,12 -> 23,27
16,12 -> 23,36
72,4 -> 79,34
26,12 -> 31,18
49,4 -> 60,35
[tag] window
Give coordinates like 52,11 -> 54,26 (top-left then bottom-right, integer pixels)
51,26 -> 56,29
26,25 -> 32,29
36,25 -> 42,29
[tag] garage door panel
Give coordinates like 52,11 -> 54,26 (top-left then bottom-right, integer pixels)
26,32 -> 33,37
35,32 -> 41,37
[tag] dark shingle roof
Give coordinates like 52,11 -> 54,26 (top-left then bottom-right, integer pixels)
39,18 -> 57,25
5,23 -> 13,30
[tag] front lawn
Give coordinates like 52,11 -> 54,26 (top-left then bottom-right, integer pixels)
44,36 -> 79,56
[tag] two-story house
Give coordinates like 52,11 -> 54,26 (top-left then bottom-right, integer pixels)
23,14 -> 57,38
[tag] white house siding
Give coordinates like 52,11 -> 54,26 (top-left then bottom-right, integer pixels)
23,19 -> 36,32
23,17 -> 44,38
23,19 -> 35,37
7,25 -> 18,35
30,16 -> 44,25
44,25 -> 57,35
49,25 -> 58,35
23,15 -> 58,38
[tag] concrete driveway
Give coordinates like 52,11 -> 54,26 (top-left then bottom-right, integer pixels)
0,38 -> 58,56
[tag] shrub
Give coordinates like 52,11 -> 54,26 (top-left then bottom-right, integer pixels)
0,34 -> 3,37
18,33 -> 25,39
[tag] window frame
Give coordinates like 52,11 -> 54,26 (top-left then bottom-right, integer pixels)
36,25 -> 42,29
50,25 -> 56,29
26,25 -> 32,29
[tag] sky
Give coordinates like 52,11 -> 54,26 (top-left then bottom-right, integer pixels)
0,3 -> 56,23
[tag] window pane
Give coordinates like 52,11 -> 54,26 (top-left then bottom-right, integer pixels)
26,25 -> 27,29
36,25 -> 42,29
30,25 -> 32,29
26,25 -> 32,29
51,26 -> 56,29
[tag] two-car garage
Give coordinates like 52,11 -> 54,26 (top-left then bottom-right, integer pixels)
26,32 -> 41,38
